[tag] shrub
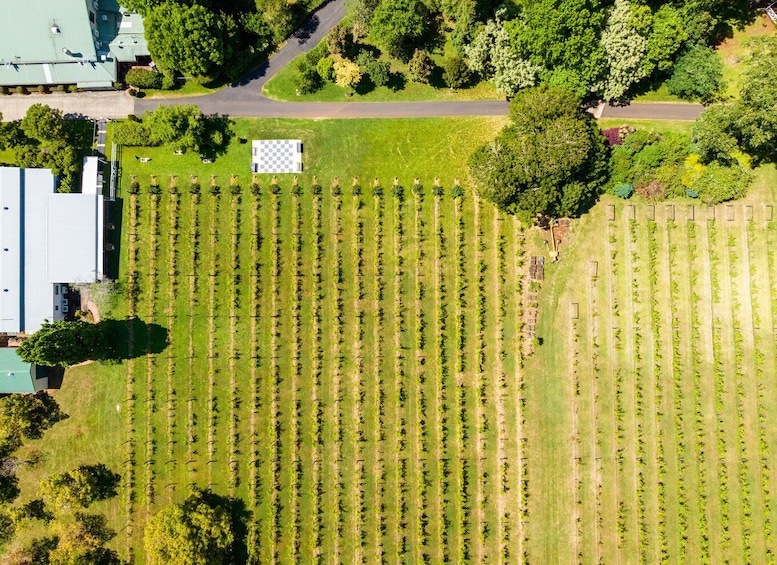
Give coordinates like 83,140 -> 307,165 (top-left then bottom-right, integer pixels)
230,184 -> 241,195
614,183 -> 633,198
432,185 -> 444,197
372,184 -> 383,197
443,56 -> 470,89
635,180 -> 665,202
326,23 -> 352,57
270,184 -> 281,194
317,57 -> 335,82
311,182 -> 322,195
37,85 -> 47,94
189,182 -> 201,195
0,86 -> 7,95
352,184 -> 362,195
367,60 -> 391,87
209,185 -> 221,195
408,49 -> 433,83
294,59 -> 322,94
148,183 -> 161,195
126,68 -> 164,90
450,185 -> 464,198
113,121 -> 151,146
250,182 -> 260,195
128,181 -> 140,194
392,184 -> 404,200
15,86 -> 26,95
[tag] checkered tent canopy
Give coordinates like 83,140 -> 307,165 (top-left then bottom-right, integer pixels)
251,139 -> 303,174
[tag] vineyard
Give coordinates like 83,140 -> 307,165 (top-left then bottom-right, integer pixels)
528,200 -> 777,565
121,182 -> 529,563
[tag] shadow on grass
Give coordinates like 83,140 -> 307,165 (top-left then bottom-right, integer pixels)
99,317 -> 169,362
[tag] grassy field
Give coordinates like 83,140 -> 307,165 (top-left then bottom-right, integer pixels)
525,189 -> 777,564
115,181 -> 529,563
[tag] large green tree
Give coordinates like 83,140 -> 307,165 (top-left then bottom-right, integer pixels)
145,3 -> 232,81
49,513 -> 121,565
666,44 -> 724,103
144,488 -> 234,565
370,0 -> 427,59
17,320 -> 103,367
144,104 -> 207,153
597,0 -> 647,102
0,392 -> 64,448
469,85 -> 607,223
39,464 -> 120,512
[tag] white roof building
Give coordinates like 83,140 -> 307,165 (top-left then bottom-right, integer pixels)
0,167 -> 103,334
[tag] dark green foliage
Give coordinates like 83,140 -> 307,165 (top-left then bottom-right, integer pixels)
407,49 -> 434,83
370,0 -> 427,59
666,45 -> 724,103
450,185 -> 464,198
148,183 -> 161,195
250,182 -> 261,195
20,104 -> 64,142
189,182 -> 201,195
230,184 -> 241,195
469,86 -> 607,223
128,181 -> 141,194
609,130 -> 690,197
356,51 -> 391,87
692,161 -> 751,205
293,59 -> 323,94
0,510 -> 15,546
16,321 -> 103,367
145,4 -> 231,81
124,68 -> 164,90
352,183 -> 362,195
209,185 -> 221,196
442,56 -> 471,89
326,23 -> 353,57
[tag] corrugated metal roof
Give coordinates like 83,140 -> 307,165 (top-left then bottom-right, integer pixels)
46,193 -> 103,283
24,169 -> 56,333
0,168 -> 22,334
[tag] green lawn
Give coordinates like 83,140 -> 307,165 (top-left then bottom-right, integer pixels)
597,117 -> 695,135
119,116 -> 508,191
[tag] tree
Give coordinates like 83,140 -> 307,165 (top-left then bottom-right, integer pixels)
16,321 -> 102,367
20,104 -> 65,143
333,57 -> 363,92
0,392 -> 64,444
49,513 -> 121,565
124,68 -> 164,90
506,0 -> 608,93
407,49 -> 433,83
144,488 -> 234,565
144,105 -> 207,154
112,121 -> 152,146
466,17 -> 539,97
469,85 -> 607,223
643,4 -> 687,75
666,45 -> 724,103
734,36 -> 777,163
326,23 -> 353,57
294,59 -> 323,94
443,56 -> 470,89
370,0 -> 427,60
597,0 -> 648,102
39,464 -> 120,512
0,510 -> 15,546
145,4 -> 229,81
317,56 -> 335,82
3,536 -> 58,565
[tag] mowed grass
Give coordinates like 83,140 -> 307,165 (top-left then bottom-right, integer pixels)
524,183 -> 777,563
117,183 -> 529,562
120,117 -> 508,190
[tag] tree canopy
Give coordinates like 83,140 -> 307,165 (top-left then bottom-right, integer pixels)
144,488 -> 234,565
39,464 -> 120,512
469,85 -> 607,223
370,0 -> 427,59
16,321 -> 102,367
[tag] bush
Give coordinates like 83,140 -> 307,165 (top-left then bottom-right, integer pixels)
432,185 -> 444,196
148,183 -> 161,195
37,85 -> 47,94
270,184 -> 281,194
317,57 -> 335,82
666,45 -> 724,103
450,185 -> 464,198
408,49 -> 433,83
189,182 -> 201,195
209,185 -> 221,196
294,59 -> 322,94
230,184 -> 241,195
367,60 -> 391,87
443,56 -> 470,89
113,121 -> 151,146
326,23 -> 352,57
125,68 -> 164,90
250,182 -> 260,195
128,181 -> 140,195
0,86 -> 7,95
614,183 -> 633,199
352,184 -> 362,195
15,86 -> 26,95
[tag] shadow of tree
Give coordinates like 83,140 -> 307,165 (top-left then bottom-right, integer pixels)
98,318 -> 169,363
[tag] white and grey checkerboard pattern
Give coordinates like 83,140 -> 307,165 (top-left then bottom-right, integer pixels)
251,139 -> 303,173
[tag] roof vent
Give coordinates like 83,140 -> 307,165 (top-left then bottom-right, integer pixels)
62,47 -> 72,56
51,24 -> 61,34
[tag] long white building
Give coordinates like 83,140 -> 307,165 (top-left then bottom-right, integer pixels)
0,167 -> 103,334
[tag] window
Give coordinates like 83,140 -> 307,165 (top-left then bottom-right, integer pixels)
54,286 -> 59,295
55,305 -> 59,311
89,11 -> 95,23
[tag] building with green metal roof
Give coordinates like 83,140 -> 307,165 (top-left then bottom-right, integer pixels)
0,0 -> 149,89
0,348 -> 47,394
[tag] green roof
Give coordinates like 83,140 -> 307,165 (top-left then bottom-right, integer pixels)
0,349 -> 36,394
0,0 -> 149,88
